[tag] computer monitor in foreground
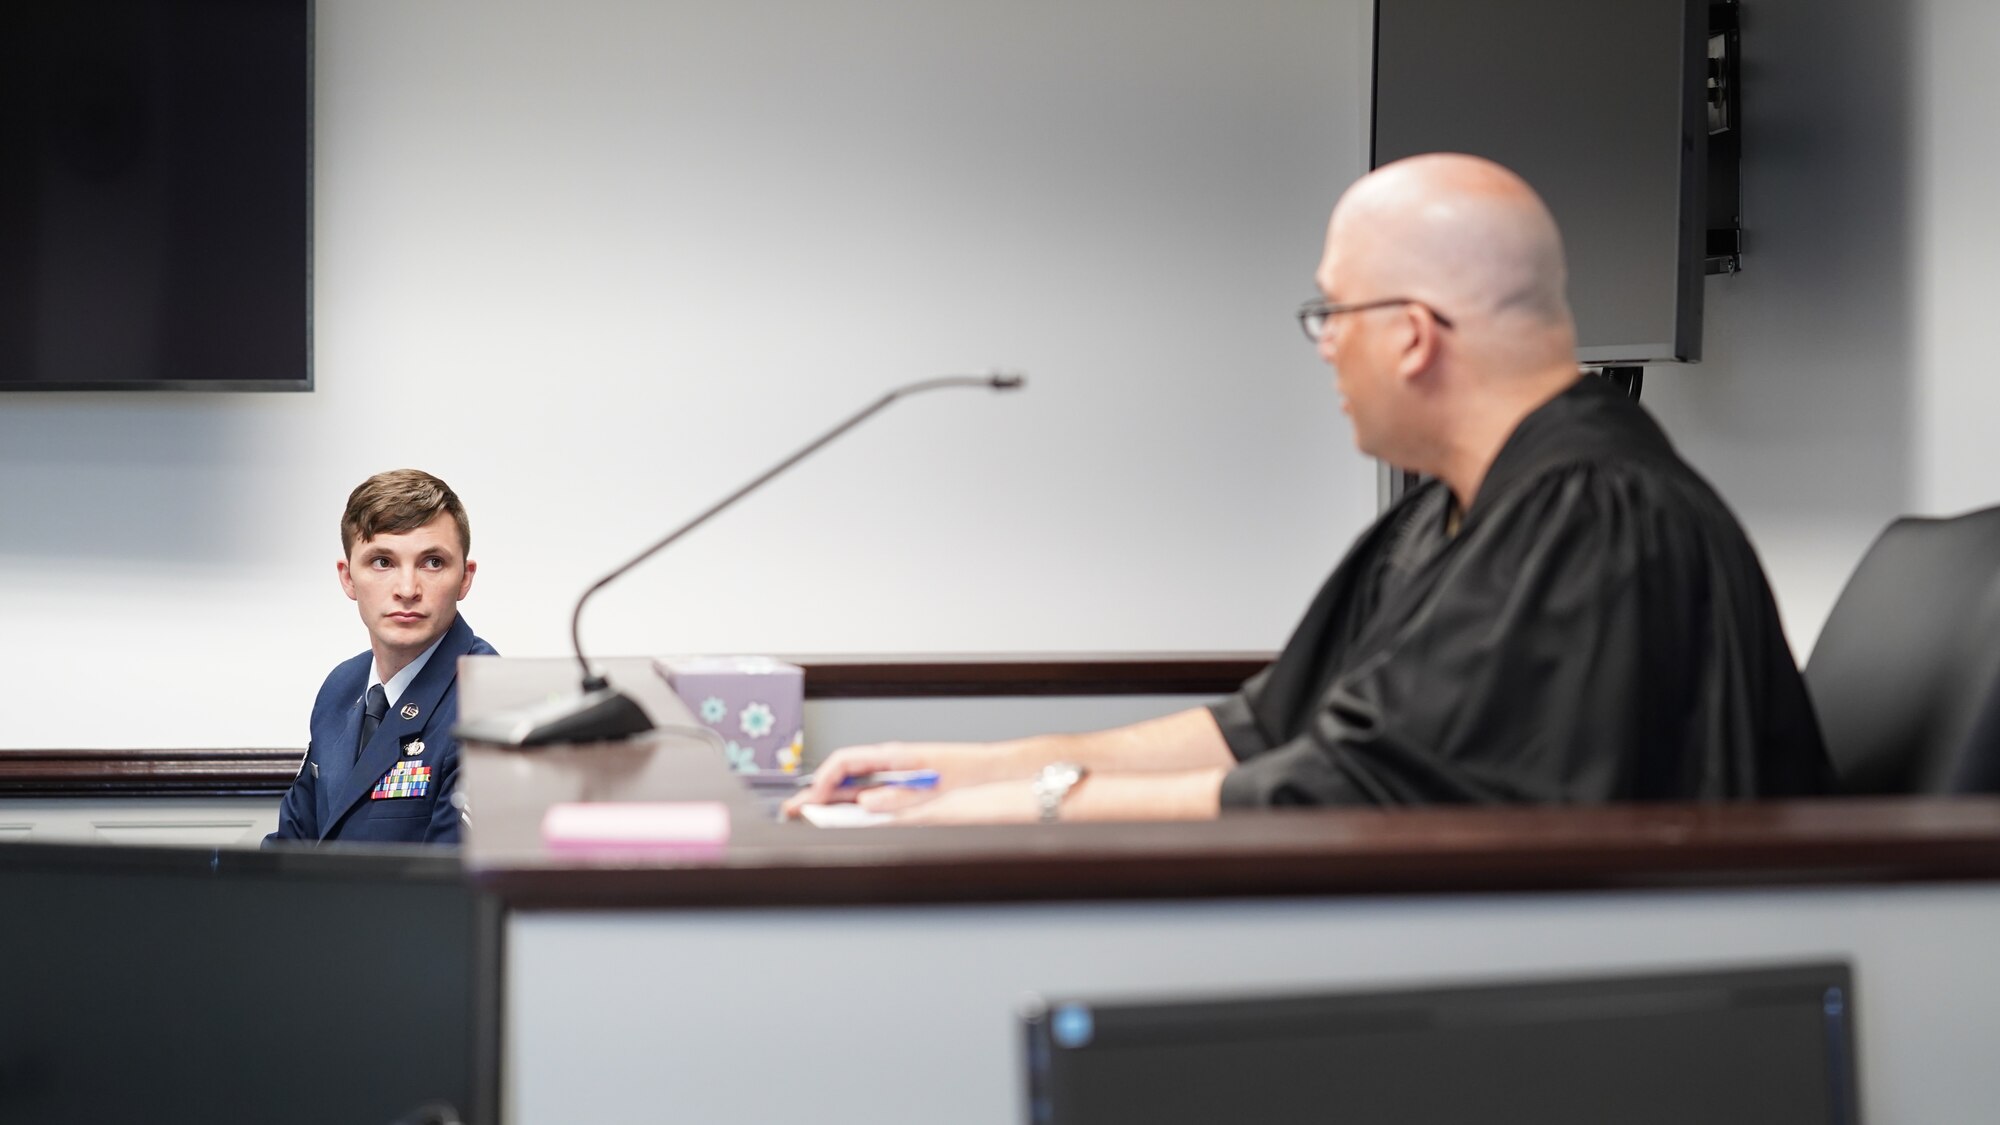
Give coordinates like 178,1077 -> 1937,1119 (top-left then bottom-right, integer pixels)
0,843 -> 497,1125
1025,962 -> 1857,1125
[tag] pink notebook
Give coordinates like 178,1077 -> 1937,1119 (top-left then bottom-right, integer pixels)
541,801 -> 731,849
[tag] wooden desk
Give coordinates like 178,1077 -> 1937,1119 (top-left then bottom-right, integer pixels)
456,656 -> 2000,1125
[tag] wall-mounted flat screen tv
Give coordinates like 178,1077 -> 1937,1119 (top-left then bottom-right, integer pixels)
0,0 -> 312,391
1373,0 -> 1709,365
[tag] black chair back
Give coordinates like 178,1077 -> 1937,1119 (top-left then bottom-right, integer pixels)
1804,505 -> 2000,793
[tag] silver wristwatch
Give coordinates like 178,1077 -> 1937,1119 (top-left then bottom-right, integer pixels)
1032,761 -> 1090,823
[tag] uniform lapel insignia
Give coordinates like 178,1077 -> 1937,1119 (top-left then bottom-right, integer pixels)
403,739 -> 425,757
401,703 -> 420,720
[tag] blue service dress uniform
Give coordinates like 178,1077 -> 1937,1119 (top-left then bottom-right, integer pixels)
264,614 -> 496,846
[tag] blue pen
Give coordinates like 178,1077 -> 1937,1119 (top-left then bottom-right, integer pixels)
829,769 -> 941,790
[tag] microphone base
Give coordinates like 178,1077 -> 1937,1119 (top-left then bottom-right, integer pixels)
453,685 -> 656,748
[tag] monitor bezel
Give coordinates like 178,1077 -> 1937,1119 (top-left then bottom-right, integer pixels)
1023,961 -> 1859,1125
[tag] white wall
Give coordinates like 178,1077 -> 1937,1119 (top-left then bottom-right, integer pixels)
1647,0 -> 2000,657
0,0 -> 1374,748
5,0 -> 1998,750
1912,2 -> 2000,516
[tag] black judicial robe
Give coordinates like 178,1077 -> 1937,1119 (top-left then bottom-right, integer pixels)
1213,377 -> 1832,807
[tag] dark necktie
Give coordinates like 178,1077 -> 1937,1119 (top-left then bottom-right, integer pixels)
357,684 -> 389,763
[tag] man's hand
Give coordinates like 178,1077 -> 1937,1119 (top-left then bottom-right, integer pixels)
882,769 -> 1226,825
880,780 -> 1043,825
779,741 -> 1025,819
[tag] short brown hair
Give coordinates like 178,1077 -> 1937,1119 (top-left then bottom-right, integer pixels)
340,469 -> 471,558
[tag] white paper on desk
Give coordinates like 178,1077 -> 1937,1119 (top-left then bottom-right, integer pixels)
799,804 -> 894,828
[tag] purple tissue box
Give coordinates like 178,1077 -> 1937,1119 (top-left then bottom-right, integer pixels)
655,657 -> 804,774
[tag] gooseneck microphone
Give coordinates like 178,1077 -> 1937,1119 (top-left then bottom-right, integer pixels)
455,371 -> 1026,748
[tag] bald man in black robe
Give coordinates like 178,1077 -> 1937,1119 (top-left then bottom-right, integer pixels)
787,154 -> 1831,823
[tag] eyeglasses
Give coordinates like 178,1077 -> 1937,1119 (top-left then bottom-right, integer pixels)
1296,297 -> 1455,343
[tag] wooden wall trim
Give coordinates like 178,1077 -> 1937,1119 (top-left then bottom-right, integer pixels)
0,655 -> 1266,795
0,749 -> 304,798
792,652 -> 1270,698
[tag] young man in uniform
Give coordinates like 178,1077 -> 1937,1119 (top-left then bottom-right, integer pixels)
266,469 -> 497,846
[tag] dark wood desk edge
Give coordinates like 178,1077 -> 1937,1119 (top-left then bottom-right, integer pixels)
470,798 -> 2000,910
478,855 -> 2000,911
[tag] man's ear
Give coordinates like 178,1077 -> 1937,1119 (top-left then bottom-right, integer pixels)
458,559 -> 477,601
1394,304 -> 1444,383
336,558 -> 358,602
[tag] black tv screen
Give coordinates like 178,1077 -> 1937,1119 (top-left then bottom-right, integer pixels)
1024,963 -> 1859,1125
1373,0 -> 1708,365
0,0 -> 312,391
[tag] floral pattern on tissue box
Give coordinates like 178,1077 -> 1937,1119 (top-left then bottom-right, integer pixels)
657,657 -> 804,773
